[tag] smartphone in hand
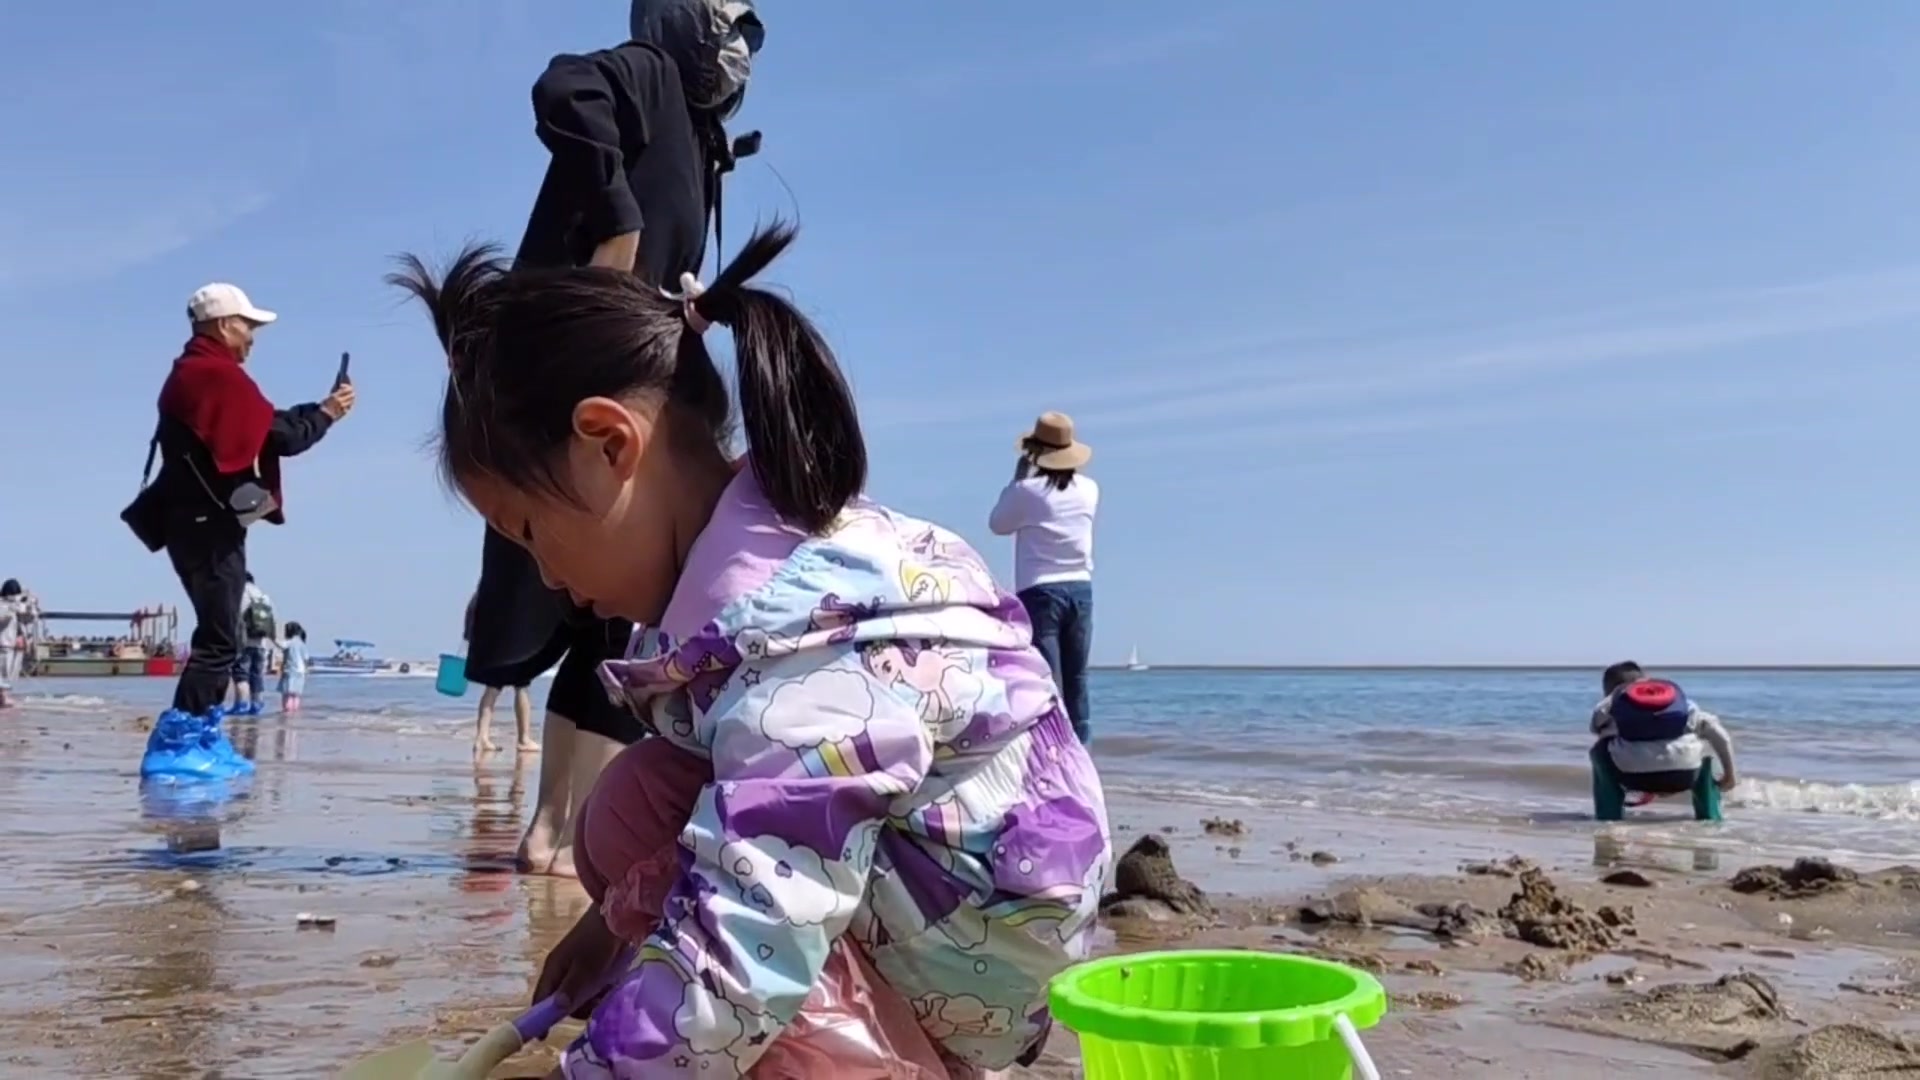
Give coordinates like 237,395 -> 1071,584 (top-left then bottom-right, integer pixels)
333,352 -> 352,390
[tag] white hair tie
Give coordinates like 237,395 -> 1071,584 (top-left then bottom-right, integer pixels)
663,272 -> 710,334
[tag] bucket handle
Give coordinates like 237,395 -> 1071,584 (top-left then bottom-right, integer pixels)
1332,1013 -> 1381,1080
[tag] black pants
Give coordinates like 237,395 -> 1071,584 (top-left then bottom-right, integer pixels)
468,526 -> 642,745
473,614 -> 644,745
548,617 -> 644,743
165,514 -> 247,715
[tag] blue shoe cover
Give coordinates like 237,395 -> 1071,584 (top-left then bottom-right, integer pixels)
140,708 -> 256,780
202,706 -> 255,771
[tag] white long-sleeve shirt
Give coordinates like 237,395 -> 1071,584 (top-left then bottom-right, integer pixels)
1592,695 -> 1737,777
987,474 -> 1099,592
0,597 -> 31,649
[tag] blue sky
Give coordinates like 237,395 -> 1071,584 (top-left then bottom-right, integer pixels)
5,2 -> 1920,665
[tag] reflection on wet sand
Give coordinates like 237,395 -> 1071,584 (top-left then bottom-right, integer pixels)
0,707 -> 590,1077
1592,831 -> 1723,875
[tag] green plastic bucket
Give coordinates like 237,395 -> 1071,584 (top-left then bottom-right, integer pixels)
1050,951 -> 1387,1079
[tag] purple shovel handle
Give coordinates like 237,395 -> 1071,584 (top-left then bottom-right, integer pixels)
512,945 -> 639,1042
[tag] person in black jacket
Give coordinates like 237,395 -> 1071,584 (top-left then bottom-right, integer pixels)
140,283 -> 355,716
460,0 -> 762,877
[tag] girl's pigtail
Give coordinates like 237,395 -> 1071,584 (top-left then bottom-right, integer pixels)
693,222 -> 866,533
386,243 -> 508,360
388,244 -> 513,494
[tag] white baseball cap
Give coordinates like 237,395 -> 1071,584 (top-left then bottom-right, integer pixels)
187,283 -> 278,325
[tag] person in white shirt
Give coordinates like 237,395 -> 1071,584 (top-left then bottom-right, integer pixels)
989,411 -> 1099,743
0,579 -> 38,709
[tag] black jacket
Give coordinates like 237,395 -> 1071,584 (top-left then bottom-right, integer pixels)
149,405 -> 333,522
517,42 -> 711,278
465,41 -> 716,680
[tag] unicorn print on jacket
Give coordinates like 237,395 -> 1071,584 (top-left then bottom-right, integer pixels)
573,468 -> 1111,1079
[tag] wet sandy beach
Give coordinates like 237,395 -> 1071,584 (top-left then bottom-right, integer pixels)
0,705 -> 590,1078
8,699 -> 1920,1078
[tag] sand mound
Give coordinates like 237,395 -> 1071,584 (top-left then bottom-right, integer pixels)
1730,858 -> 1860,899
1101,835 -> 1211,921
1296,887 -> 1484,939
1295,866 -> 1637,965
1627,971 -> 1785,1028
1551,971 -> 1787,1059
1743,1023 -> 1920,1078
1499,867 -> 1634,952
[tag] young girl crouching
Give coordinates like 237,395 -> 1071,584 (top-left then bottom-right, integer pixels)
572,736 -> 952,1077
394,223 -> 1111,1078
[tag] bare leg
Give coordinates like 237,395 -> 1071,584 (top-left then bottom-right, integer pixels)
474,685 -> 502,755
536,726 -> 622,882
514,686 -> 539,752
517,708 -> 578,877
569,726 -> 623,836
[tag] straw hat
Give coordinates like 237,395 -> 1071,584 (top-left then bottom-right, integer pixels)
1017,411 -> 1092,470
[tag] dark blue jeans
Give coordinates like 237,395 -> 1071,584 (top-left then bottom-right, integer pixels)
231,645 -> 267,698
1019,581 -> 1093,744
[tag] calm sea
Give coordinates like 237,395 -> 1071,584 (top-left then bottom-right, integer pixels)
15,666 -> 1920,862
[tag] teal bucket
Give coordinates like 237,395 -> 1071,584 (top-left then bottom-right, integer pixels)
435,653 -> 469,697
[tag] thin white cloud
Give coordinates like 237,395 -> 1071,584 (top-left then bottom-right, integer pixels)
867,262 -> 1920,435
0,190 -> 274,290
1110,400 -> 1521,456
1444,275 -> 1920,373
902,20 -> 1228,97
1079,24 -> 1226,71
1104,367 -> 1863,459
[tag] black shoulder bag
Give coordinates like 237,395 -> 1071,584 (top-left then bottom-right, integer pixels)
119,421 -> 169,553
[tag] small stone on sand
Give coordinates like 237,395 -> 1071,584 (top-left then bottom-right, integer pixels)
1601,869 -> 1656,888
1394,990 -> 1464,1010
1463,856 -> 1535,878
1201,817 -> 1248,838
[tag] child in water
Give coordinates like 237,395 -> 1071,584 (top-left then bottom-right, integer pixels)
278,622 -> 309,713
393,223 -> 1111,1078
1590,660 -> 1738,821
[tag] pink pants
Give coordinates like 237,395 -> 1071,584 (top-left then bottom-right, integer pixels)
574,738 -> 963,1079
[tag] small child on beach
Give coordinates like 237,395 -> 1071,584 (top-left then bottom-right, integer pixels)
394,222 -> 1110,1078
1589,660 -> 1738,821
0,579 -> 34,709
278,623 -> 309,713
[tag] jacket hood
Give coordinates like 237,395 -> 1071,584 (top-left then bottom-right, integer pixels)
629,0 -> 763,117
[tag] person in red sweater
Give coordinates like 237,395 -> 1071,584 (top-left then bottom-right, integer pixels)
127,284 -> 356,715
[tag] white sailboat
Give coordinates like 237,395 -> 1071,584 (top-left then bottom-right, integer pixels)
1126,645 -> 1149,672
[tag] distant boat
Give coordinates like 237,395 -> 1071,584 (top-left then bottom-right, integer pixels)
26,606 -> 181,678
1126,646 -> 1149,672
309,639 -> 428,677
